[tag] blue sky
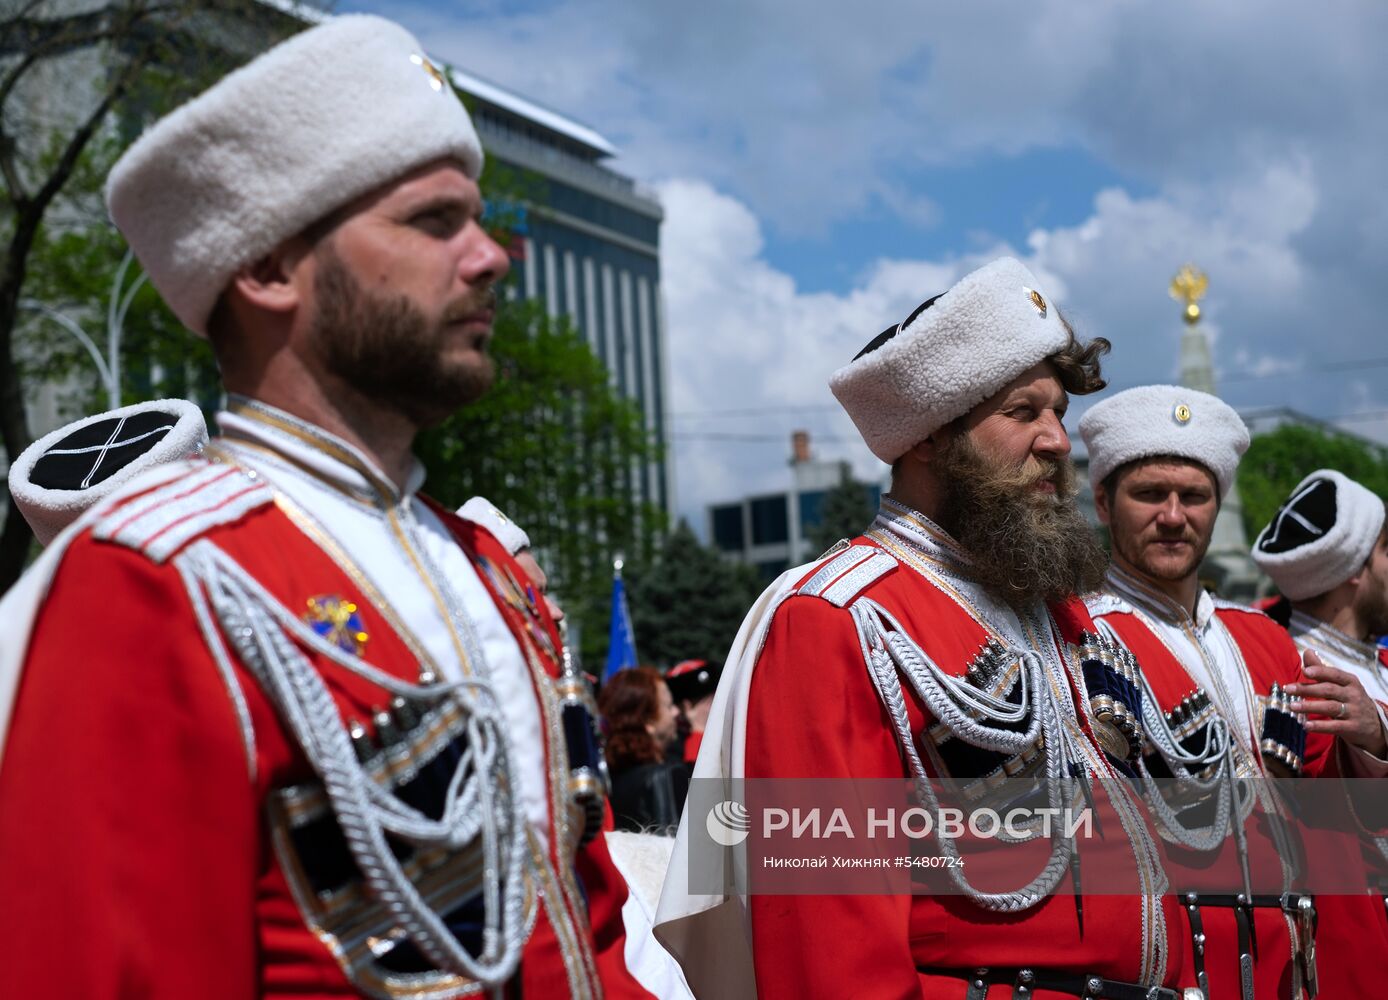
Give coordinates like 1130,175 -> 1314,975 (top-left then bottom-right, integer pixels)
344,1 -> 1388,529
759,146 -> 1147,294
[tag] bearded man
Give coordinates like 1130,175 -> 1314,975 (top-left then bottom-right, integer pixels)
1081,386 -> 1388,1000
0,17 -> 648,998
656,258 -> 1185,999
1252,470 -> 1388,989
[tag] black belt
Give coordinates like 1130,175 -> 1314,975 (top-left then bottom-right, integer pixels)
1180,891 -> 1317,999
924,966 -> 1179,1000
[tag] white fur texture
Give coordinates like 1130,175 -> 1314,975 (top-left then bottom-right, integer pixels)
8,399 -> 208,546
105,15 -> 483,336
829,257 -> 1070,463
456,496 -> 530,555
606,829 -> 676,913
1079,384 -> 1249,499
605,830 -> 695,999
1252,470 -> 1386,600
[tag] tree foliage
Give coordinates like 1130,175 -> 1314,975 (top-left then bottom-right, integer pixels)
0,5 -> 667,632
807,462 -> 877,554
624,520 -> 762,668
0,0 -> 294,588
415,299 -> 665,668
1237,422 -> 1388,538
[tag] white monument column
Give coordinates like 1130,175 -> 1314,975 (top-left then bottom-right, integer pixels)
1170,265 -> 1260,597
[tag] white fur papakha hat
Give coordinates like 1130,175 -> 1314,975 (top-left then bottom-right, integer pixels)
457,496 -> 531,555
7,399 -> 208,546
105,15 -> 483,337
829,257 -> 1072,464
1079,385 -> 1249,500
1252,470 -> 1385,600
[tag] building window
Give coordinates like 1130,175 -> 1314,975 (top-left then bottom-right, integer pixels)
750,496 -> 789,546
797,490 -> 826,532
711,505 -> 745,551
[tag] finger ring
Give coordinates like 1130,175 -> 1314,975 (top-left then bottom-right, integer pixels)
1338,701 -> 1348,720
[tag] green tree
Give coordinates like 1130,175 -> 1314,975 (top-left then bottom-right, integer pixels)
0,9 -> 654,598
624,520 -> 762,668
415,300 -> 665,668
1,9 -> 663,632
1,0 -> 294,588
807,462 -> 877,554
1238,422 -> 1388,538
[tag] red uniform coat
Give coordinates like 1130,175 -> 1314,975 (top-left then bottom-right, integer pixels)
1098,601 -> 1388,1000
1099,605 -> 1316,999
0,464 -> 647,999
744,538 -> 1183,1000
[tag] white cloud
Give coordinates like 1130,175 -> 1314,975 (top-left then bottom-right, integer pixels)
657,178 -> 978,525
346,0 -> 1388,528
381,1 -> 1387,240
660,156 -> 1385,530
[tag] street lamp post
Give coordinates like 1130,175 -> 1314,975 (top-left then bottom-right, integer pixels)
18,248 -> 148,411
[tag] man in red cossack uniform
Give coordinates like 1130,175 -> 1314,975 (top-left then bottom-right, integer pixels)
0,16 -> 649,999
1081,386 -> 1388,999
656,258 -> 1186,999
1251,469 -> 1388,995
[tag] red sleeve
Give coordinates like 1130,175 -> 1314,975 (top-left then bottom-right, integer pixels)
1271,627 -> 1338,777
744,596 -> 923,1000
1225,611 -> 1340,777
0,536 -> 261,997
575,801 -> 655,999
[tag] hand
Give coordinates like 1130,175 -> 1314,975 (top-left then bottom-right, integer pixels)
1287,650 -> 1388,758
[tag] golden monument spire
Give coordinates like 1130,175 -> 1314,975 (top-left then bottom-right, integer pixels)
1169,263 -> 1209,325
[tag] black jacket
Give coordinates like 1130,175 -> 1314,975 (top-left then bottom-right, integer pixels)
607,759 -> 692,834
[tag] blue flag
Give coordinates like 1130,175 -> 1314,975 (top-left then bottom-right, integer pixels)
604,572 -> 638,680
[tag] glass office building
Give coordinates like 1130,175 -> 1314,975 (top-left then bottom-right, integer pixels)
455,68 -> 672,517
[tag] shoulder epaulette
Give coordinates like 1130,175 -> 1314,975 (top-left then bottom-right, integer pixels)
93,463 -> 273,563
1084,592 -> 1133,618
795,544 -> 897,608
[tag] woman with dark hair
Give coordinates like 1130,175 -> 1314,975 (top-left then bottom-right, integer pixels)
599,667 -> 690,834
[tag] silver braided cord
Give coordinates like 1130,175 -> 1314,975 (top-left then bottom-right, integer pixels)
1132,670 -> 1239,853
178,540 -> 529,987
851,597 -> 1076,910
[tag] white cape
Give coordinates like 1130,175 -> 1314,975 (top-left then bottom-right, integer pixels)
652,562 -> 813,999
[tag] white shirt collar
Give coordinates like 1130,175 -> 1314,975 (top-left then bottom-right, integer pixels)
1103,562 -> 1214,630
1288,608 -> 1380,664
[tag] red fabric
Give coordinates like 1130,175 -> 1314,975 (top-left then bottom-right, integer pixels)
432,504 -> 650,1000
682,730 -> 703,764
1099,608 -> 1304,999
743,542 -> 1182,999
574,802 -> 652,1000
1221,606 -> 1388,1000
1098,604 -> 1388,999
0,481 -> 648,998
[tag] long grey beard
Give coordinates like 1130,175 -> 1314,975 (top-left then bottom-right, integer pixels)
937,436 -> 1108,609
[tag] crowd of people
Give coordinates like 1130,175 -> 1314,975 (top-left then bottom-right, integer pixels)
1,13 -> 1386,1000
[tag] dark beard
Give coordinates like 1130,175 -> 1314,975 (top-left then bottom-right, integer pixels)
935,434 -> 1108,609
309,246 -> 496,428
1356,566 -> 1388,639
